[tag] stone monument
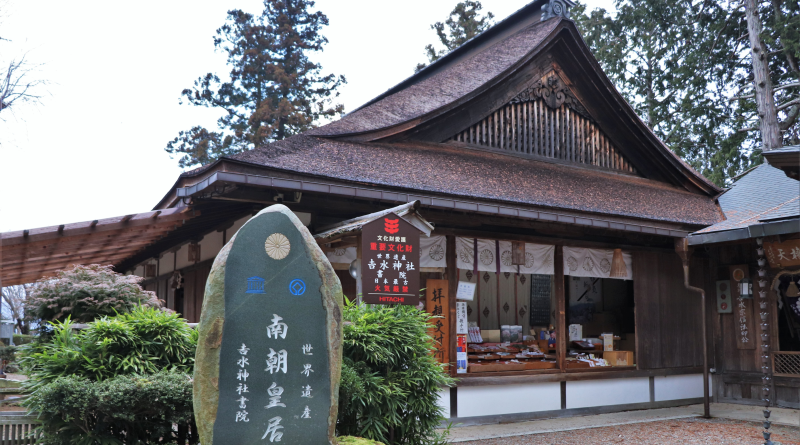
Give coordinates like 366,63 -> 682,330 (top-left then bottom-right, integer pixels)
194,204 -> 343,444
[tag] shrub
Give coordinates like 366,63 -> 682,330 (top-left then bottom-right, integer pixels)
20,306 -> 197,388
337,302 -> 455,445
13,334 -> 34,345
24,371 -> 197,445
0,345 -> 18,373
25,264 -> 160,324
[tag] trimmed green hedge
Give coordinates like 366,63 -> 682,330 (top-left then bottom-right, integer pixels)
13,334 -> 34,346
25,371 -> 196,445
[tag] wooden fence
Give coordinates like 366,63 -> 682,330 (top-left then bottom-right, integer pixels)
0,415 -> 40,445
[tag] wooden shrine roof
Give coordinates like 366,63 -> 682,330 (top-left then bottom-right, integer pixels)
314,201 -> 434,241
229,136 -> 722,227
0,208 -> 196,286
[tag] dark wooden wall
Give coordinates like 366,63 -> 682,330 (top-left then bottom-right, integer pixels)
182,263 -> 211,323
707,241 -> 800,408
633,251 -> 711,370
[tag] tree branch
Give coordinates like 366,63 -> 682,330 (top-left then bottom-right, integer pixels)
777,98 -> 800,112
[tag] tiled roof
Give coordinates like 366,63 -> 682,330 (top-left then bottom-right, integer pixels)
232,135 -> 721,226
694,164 -> 799,234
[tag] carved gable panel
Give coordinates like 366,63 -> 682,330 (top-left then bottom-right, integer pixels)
448,71 -> 638,175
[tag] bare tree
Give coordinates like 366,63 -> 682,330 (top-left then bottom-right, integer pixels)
0,54 -> 46,118
1,285 -> 31,334
0,1 -> 47,120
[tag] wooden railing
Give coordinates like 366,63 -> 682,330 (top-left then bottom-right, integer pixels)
773,351 -> 800,377
0,415 -> 40,445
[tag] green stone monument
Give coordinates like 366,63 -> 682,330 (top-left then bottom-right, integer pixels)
194,205 -> 343,444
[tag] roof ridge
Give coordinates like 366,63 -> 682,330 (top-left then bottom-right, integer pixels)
737,195 -> 800,226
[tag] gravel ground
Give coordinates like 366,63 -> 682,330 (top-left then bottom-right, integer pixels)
455,417 -> 800,445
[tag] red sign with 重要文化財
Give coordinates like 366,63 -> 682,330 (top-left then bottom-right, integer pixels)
361,213 -> 420,305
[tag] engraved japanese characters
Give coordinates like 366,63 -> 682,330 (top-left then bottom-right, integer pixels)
194,205 -> 343,445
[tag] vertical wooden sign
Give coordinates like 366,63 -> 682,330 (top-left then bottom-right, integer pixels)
426,279 -> 450,365
361,213 -> 420,305
730,264 -> 755,350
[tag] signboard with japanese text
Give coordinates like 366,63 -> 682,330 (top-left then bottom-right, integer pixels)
194,205 -> 341,445
426,279 -> 450,365
456,302 -> 468,334
730,265 -> 755,350
764,239 -> 800,269
361,213 -> 420,305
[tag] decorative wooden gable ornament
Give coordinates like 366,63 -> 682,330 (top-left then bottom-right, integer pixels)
541,0 -> 577,21
448,71 -> 638,175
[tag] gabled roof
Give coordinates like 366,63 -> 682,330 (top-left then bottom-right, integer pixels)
314,201 -> 434,240
300,4 -> 718,196
689,164 -> 800,244
158,1 -> 722,231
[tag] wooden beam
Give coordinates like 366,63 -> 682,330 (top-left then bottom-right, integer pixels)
3,244 -> 155,269
1,224 -> 181,255
0,208 -> 194,247
2,248 -> 147,273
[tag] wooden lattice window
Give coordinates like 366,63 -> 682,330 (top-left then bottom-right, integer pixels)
773,351 -> 800,377
448,72 -> 638,175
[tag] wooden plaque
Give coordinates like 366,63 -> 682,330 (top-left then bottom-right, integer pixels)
730,264 -> 755,350
360,213 -> 420,305
425,279 -> 450,364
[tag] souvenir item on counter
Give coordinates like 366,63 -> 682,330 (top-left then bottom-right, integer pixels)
572,340 -> 595,350
548,330 -> 557,348
468,326 -> 483,343
602,333 -> 614,351
569,324 -> 583,341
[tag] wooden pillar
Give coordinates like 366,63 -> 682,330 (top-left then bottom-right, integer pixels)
446,235 -> 458,377
356,233 -> 363,303
555,245 -> 566,371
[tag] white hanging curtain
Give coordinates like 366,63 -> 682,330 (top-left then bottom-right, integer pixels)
326,246 -> 357,264
518,243 -> 555,275
562,247 -> 633,280
419,235 -> 447,268
476,239 -> 497,272
457,238 -> 555,275
455,237 -> 475,270
498,241 -> 517,273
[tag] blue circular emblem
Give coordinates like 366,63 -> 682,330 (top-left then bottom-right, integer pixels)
289,279 -> 306,296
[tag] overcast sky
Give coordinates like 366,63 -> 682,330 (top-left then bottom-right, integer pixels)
0,0 -> 615,232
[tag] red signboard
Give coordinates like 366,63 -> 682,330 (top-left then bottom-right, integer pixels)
361,213 -> 420,305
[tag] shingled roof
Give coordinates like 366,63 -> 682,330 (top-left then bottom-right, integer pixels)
232,135 -> 721,226
690,164 -> 799,243
308,16 -> 559,137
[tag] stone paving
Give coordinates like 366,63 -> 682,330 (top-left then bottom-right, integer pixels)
445,403 -> 800,443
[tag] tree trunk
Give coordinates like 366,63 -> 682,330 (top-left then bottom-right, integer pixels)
744,0 -> 782,150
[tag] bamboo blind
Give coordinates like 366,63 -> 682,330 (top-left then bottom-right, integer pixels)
449,99 -> 637,174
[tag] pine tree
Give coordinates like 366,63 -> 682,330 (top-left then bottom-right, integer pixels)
573,1 -> 753,186
415,1 -> 495,73
738,0 -> 799,148
165,0 -> 345,168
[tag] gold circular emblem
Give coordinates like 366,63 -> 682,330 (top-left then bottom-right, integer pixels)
265,233 -> 291,260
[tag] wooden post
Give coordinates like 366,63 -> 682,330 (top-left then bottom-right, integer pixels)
446,235 -> 458,377
356,233 -> 363,304
555,245 -> 566,371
